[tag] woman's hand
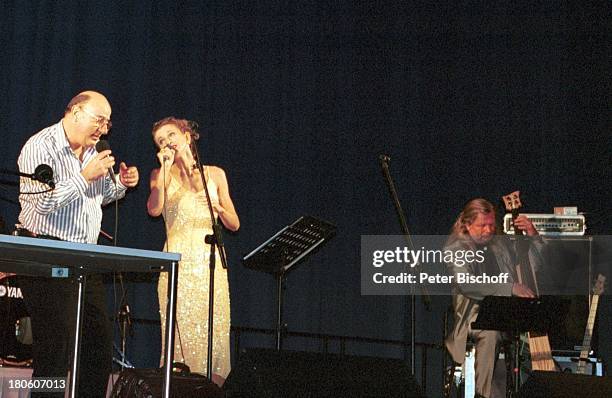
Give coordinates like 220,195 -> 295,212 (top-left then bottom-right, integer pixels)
156,146 -> 175,167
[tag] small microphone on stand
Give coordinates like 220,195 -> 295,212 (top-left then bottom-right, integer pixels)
32,164 -> 55,188
2,164 -> 55,191
95,140 -> 116,183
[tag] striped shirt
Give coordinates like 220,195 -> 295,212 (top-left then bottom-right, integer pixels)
18,120 -> 127,243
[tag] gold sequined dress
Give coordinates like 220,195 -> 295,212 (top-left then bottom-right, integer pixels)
158,167 -> 231,378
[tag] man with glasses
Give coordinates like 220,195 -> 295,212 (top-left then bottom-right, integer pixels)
17,90 -> 139,397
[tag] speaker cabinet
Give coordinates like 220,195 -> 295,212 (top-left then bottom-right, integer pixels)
518,371 -> 612,398
110,368 -> 223,398
224,348 -> 425,397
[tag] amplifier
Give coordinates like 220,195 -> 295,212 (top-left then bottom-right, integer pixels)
553,355 -> 604,376
503,214 -> 586,236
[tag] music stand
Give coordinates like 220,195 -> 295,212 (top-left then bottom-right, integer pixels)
471,296 -> 556,394
242,216 -> 336,350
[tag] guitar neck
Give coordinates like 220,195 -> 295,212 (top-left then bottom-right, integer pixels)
577,294 -> 600,373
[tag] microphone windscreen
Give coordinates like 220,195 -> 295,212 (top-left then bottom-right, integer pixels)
95,140 -> 111,152
34,164 -> 55,189
95,139 -> 117,183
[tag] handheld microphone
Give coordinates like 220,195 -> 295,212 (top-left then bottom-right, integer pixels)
162,144 -> 173,161
95,140 -> 116,183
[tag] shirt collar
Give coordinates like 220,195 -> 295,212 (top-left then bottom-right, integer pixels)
52,120 -> 72,152
53,120 -> 96,160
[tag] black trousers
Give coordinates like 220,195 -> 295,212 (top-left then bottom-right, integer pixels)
18,274 -> 112,398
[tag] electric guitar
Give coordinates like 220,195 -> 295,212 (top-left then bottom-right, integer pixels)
576,274 -> 606,374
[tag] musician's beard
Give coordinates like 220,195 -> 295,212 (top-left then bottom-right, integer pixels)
472,233 -> 494,245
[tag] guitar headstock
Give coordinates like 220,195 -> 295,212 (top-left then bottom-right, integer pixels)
593,274 -> 606,296
502,191 -> 522,212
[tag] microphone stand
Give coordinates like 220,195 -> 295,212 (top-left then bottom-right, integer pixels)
114,268 -> 134,371
189,129 -> 228,382
102,172 -> 132,372
379,154 -> 431,376
117,298 -> 133,369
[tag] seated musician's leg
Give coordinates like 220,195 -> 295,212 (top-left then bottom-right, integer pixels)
490,350 -> 508,398
472,329 -> 501,398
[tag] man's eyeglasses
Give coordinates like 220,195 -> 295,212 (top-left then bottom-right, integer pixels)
80,107 -> 112,130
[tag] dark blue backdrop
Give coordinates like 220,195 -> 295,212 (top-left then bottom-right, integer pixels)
1,1 -> 610,395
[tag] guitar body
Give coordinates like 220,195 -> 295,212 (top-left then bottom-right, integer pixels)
502,191 -> 556,371
527,332 -> 555,371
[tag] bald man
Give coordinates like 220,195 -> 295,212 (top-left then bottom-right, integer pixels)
17,91 -> 138,397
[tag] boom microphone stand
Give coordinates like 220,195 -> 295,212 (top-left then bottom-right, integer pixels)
379,154 -> 431,376
188,122 -> 228,381
0,164 -> 56,189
